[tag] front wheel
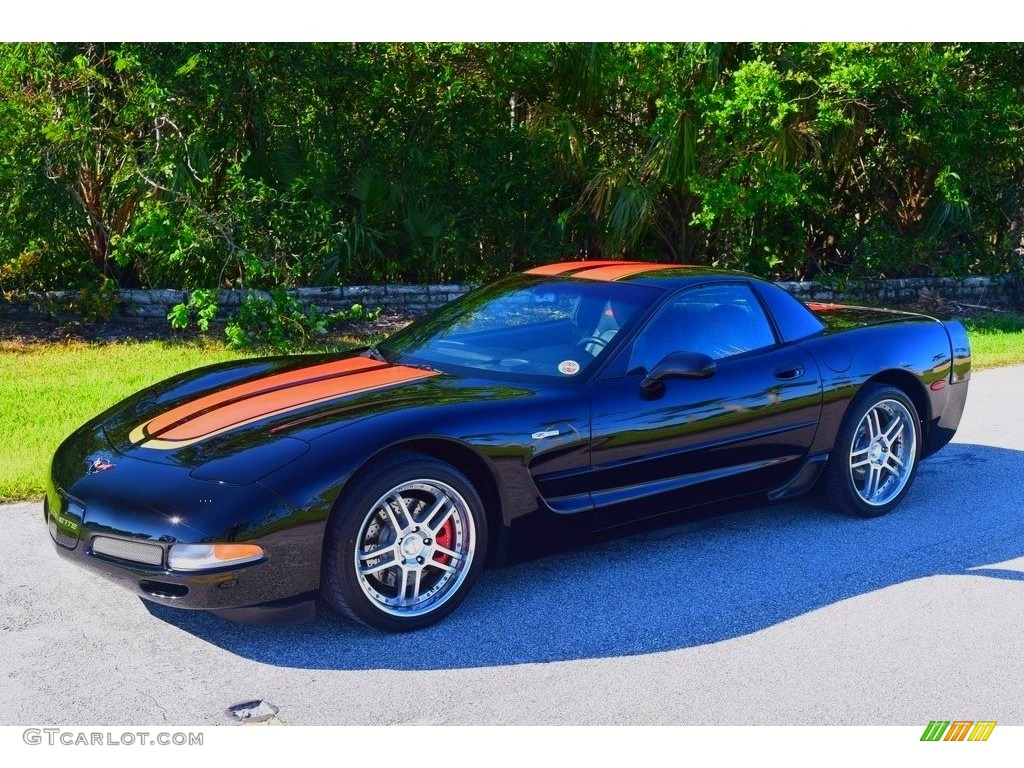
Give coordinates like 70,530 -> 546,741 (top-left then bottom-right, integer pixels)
321,451 -> 487,631
825,384 -> 921,517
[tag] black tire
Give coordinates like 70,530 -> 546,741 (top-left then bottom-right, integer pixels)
824,384 -> 922,518
321,451 -> 488,631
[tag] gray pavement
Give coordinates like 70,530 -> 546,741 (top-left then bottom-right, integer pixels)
1,366 -> 1022,725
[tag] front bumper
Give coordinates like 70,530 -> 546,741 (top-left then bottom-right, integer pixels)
45,444 -> 325,623
46,511 -> 317,619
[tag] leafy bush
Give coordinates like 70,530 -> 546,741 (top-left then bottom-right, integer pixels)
224,290 -> 380,352
1,43 -> 1022,294
169,287 -> 381,352
167,288 -> 219,332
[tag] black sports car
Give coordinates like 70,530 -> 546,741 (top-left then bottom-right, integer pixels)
47,261 -> 971,631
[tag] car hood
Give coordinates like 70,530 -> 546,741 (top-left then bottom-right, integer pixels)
91,351 -> 477,470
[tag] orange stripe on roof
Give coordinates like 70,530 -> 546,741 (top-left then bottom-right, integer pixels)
525,260 -> 643,276
150,365 -> 437,444
145,357 -> 386,436
572,262 -> 679,281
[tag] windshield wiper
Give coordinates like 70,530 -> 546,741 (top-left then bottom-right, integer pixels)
398,360 -> 444,374
365,346 -> 441,375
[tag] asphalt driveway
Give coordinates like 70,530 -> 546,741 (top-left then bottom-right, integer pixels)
2,365 -> 1022,725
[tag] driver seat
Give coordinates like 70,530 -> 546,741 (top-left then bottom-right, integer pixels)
582,300 -> 625,356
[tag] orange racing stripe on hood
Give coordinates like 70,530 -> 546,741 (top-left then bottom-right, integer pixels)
145,356 -> 387,436
131,360 -> 437,449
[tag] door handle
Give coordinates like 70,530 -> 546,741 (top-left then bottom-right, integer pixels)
772,363 -> 804,380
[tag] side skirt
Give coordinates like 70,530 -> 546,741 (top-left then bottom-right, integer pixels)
766,452 -> 830,501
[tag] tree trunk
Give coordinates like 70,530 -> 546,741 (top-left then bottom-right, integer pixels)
77,166 -> 110,275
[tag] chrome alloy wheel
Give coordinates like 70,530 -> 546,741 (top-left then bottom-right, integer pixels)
848,398 -> 918,507
354,479 -> 476,618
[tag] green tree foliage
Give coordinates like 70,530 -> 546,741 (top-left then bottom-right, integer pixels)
1,42 -> 1022,292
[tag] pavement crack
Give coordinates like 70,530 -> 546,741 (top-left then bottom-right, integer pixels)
142,690 -> 168,722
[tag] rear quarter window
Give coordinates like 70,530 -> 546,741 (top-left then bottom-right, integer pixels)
754,281 -> 825,342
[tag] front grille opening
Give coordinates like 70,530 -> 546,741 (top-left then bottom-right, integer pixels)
139,580 -> 189,599
91,536 -> 164,566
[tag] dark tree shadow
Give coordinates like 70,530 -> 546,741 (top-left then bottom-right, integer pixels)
145,442 -> 1024,670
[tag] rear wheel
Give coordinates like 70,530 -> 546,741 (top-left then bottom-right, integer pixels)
321,451 -> 487,631
825,384 -> 921,517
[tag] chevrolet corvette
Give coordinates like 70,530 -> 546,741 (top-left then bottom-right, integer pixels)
46,261 -> 971,631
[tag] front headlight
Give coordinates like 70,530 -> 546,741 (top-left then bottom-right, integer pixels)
167,543 -> 264,571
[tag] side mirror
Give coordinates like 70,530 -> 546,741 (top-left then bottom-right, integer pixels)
639,351 -> 716,394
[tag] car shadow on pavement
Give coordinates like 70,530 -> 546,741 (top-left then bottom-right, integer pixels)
145,442 -> 1024,671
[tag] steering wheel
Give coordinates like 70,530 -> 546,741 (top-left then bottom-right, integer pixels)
575,335 -> 609,352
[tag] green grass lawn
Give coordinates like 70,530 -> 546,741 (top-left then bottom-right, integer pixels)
2,315 -> 1023,502
962,313 -> 1024,370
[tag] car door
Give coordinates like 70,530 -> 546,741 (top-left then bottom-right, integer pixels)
588,281 -> 822,529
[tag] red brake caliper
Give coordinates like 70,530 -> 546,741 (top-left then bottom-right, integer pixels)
434,518 -> 455,565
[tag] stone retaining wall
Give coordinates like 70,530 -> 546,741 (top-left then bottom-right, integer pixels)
0,275 -> 1017,324
0,284 -> 477,323
775,275 -> 1016,306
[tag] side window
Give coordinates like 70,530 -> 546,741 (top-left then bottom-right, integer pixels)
628,283 -> 777,373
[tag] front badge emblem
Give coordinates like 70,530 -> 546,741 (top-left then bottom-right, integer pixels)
88,457 -> 116,474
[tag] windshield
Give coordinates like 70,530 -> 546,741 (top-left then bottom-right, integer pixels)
379,274 -> 662,380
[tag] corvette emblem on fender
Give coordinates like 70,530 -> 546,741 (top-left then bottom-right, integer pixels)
87,457 -> 116,473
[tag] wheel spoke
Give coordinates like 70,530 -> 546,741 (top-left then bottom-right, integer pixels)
427,507 -> 455,537
381,501 -> 404,536
868,409 -> 882,440
433,544 -> 462,561
851,457 -> 872,469
851,445 -> 871,457
392,494 -> 415,529
885,453 -> 904,471
360,552 -> 398,576
882,417 -> 904,442
430,559 -> 458,574
864,465 -> 882,500
421,496 -> 449,530
396,567 -> 411,604
410,568 -> 423,603
877,462 -> 897,482
359,543 -> 396,561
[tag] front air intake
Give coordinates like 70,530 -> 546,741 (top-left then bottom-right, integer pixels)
91,536 -> 164,567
